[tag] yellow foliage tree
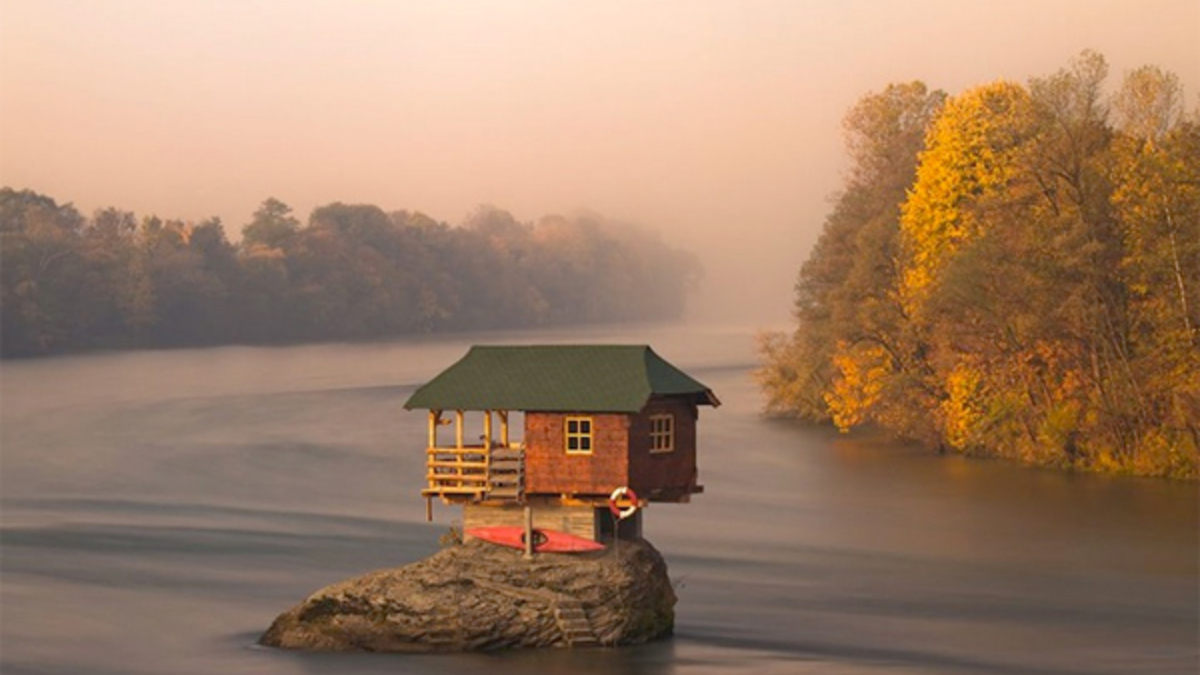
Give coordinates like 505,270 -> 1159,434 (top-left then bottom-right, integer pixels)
899,81 -> 1036,315
759,53 -> 1198,479
824,341 -> 893,431
939,361 -> 986,451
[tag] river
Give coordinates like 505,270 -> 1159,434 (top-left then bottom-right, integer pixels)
1,323 -> 1196,675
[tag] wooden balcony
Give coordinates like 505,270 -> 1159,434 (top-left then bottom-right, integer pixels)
423,442 -> 525,502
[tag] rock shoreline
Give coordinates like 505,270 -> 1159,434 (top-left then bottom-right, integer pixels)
259,537 -> 676,652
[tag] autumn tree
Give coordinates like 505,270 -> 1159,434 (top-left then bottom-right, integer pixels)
1107,66 -> 1200,475
756,82 -> 944,433
758,52 -> 1197,478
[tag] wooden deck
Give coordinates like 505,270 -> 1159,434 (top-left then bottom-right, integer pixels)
422,443 -> 524,502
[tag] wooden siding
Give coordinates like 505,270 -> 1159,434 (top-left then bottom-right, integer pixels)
463,503 -> 597,541
628,397 -> 699,501
524,412 -> 629,496
521,400 -> 700,501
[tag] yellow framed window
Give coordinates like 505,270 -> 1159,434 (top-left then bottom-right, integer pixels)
649,414 -> 674,453
565,416 -> 593,454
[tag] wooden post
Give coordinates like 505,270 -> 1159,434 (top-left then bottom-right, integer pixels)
427,411 -> 440,497
523,504 -> 534,560
482,410 -> 493,493
499,410 -> 510,447
612,509 -> 620,560
454,410 -> 465,486
428,410 -> 439,449
425,496 -> 432,522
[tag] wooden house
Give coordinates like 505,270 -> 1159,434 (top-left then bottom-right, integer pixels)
404,345 -> 719,541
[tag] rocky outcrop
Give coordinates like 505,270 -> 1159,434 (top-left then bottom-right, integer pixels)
259,537 -> 675,652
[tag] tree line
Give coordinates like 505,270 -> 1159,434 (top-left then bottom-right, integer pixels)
1,193 -> 701,357
757,51 -> 1199,479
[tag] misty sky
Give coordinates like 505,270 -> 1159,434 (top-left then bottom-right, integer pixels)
2,0 -> 1197,324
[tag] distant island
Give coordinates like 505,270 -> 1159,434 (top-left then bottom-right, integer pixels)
0,191 -> 700,357
757,51 -> 1198,479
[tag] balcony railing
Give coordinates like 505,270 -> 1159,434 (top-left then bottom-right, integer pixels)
422,442 -> 524,501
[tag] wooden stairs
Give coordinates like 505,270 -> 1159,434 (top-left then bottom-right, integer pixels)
473,579 -> 599,648
486,447 -> 524,500
553,597 -> 598,647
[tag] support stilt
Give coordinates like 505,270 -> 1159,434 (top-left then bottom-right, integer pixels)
523,504 -> 534,560
611,509 -> 620,560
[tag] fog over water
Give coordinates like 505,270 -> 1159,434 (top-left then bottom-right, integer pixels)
3,1 -> 1198,322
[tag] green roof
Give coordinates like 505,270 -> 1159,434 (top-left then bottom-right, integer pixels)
404,345 -> 719,413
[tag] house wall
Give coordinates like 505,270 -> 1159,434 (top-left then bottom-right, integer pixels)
524,412 -> 629,496
627,397 -> 699,502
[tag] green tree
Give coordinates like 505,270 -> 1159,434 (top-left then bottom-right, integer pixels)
2,189 -> 703,356
0,189 -> 88,354
80,207 -> 140,347
242,197 -> 299,250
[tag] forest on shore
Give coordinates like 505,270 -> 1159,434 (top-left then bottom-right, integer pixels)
757,52 -> 1199,479
0,192 -> 700,357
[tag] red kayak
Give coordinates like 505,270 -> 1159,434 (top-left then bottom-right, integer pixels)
467,526 -> 605,553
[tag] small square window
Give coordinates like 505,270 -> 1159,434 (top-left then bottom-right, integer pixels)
565,416 -> 593,454
649,414 -> 674,453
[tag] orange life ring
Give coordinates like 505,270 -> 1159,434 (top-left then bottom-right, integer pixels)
608,486 -> 639,520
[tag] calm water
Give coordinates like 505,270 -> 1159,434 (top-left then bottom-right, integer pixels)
1,324 -> 1196,675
